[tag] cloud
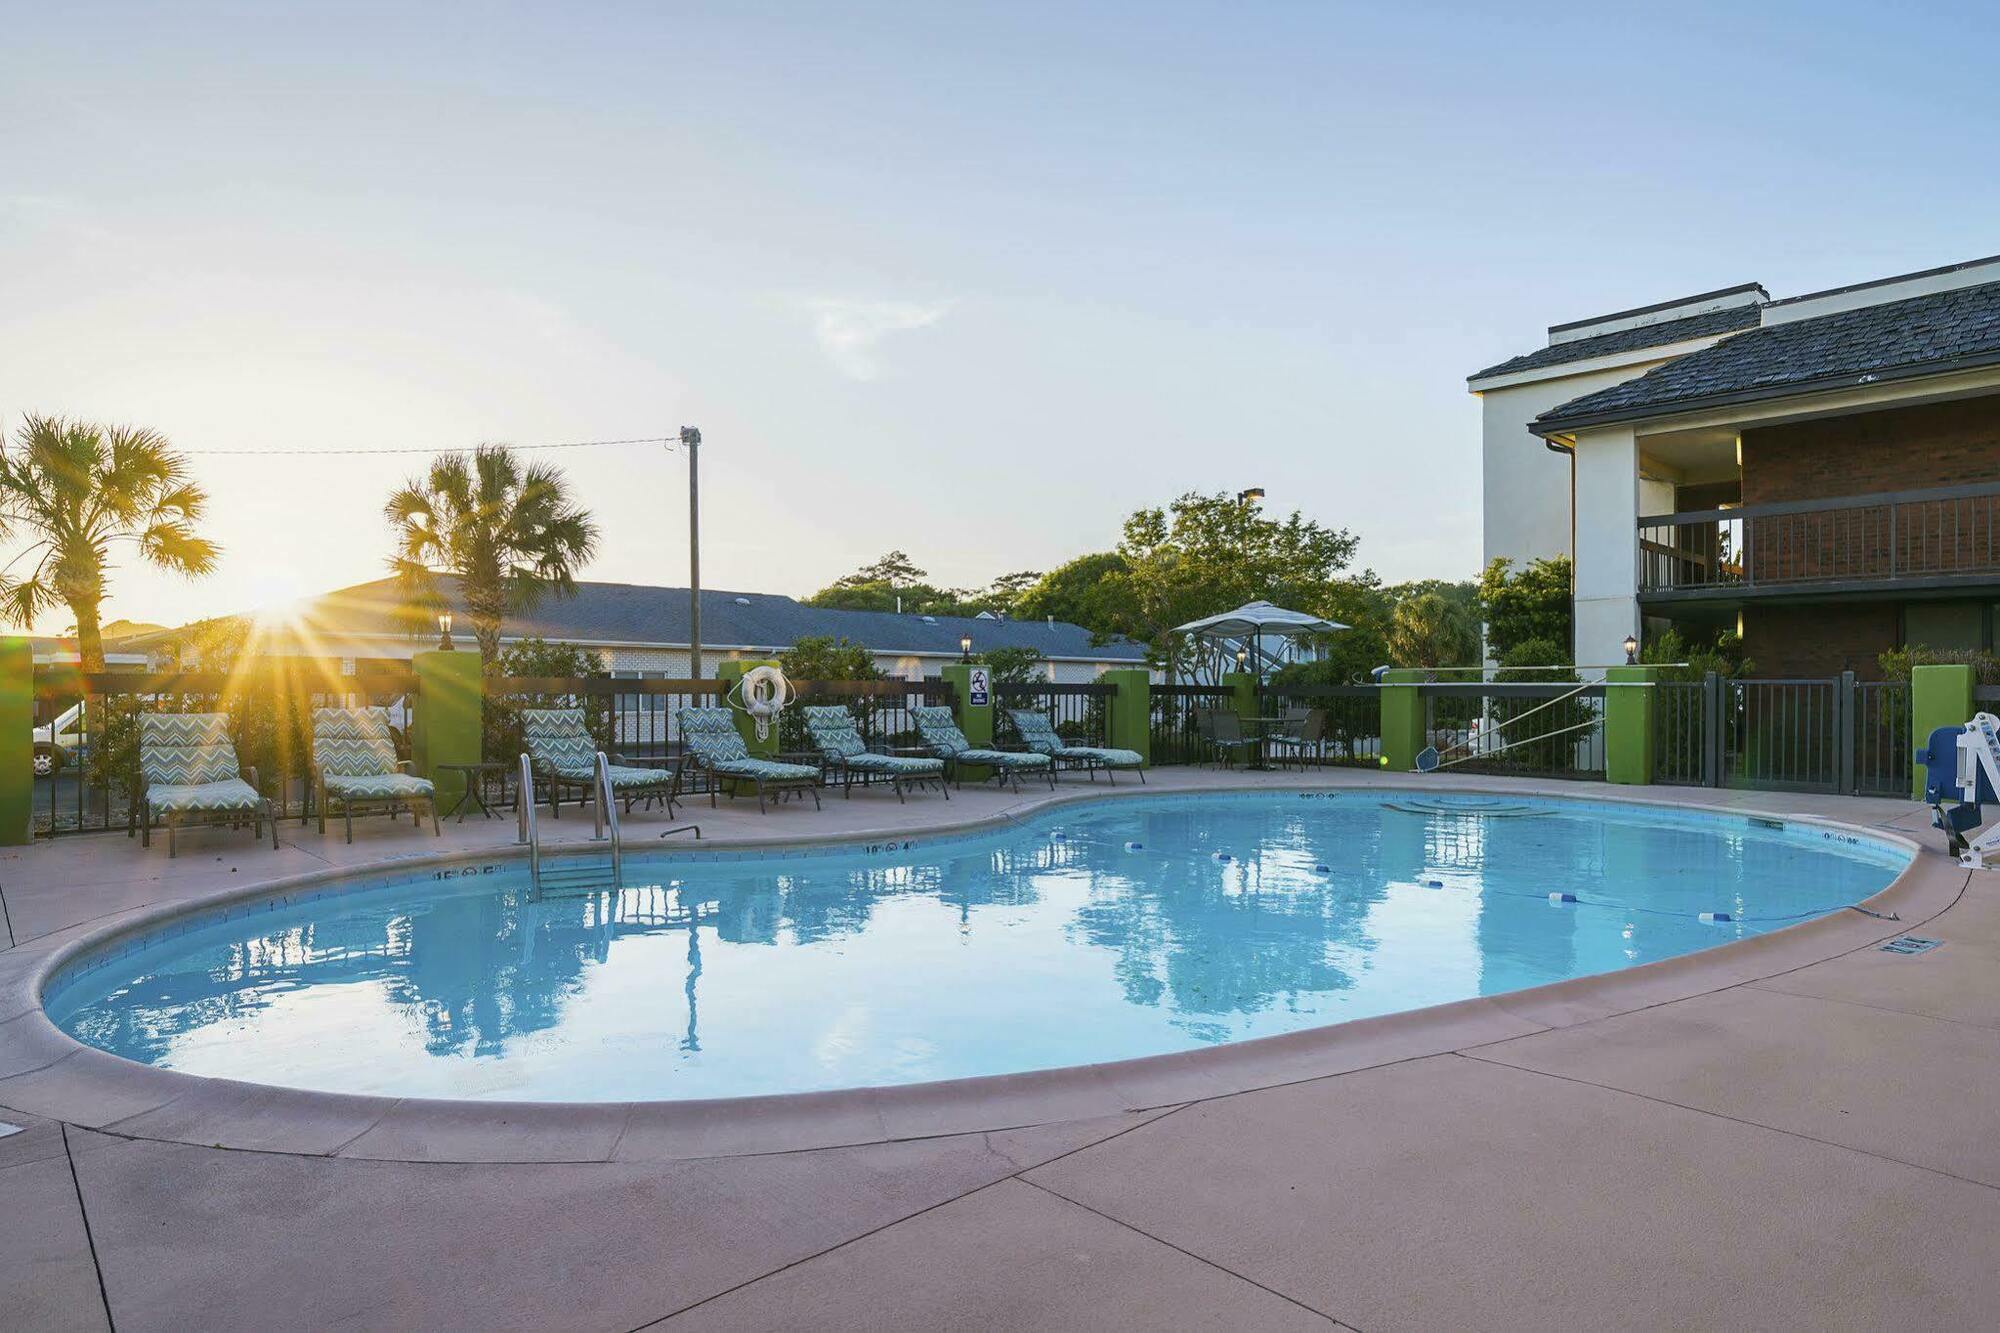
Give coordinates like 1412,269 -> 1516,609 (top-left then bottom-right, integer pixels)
806,298 -> 950,381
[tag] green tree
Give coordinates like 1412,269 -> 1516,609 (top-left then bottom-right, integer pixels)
1012,552 -> 1135,641
384,446 -> 599,668
1385,590 -> 1480,668
779,635 -> 882,682
1109,491 -> 1361,671
0,416 -> 219,670
486,637 -> 609,762
1478,556 -> 1572,661
978,645 -> 1046,686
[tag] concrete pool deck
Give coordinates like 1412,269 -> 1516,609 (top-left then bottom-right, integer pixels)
1,768 -> 1995,1330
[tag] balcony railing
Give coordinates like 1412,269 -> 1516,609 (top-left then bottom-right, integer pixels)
1638,481 -> 2000,596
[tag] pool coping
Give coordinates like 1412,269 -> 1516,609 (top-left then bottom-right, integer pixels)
0,781 -> 1949,1164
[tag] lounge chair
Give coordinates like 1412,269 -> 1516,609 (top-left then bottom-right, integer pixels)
674,706 -> 822,812
1004,708 -> 1145,784
800,705 -> 948,803
137,713 -> 276,857
311,706 -> 440,842
1264,708 -> 1327,770
1193,709 -> 1260,768
910,705 -> 1053,792
521,707 -> 677,817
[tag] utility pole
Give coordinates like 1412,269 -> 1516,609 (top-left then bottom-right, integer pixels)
681,426 -> 703,678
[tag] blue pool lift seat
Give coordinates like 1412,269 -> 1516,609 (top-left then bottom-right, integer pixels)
1916,712 -> 2000,864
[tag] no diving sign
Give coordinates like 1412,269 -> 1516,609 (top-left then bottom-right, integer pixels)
967,666 -> 991,707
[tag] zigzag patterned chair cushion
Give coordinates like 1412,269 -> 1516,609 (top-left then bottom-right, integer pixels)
323,771 -> 435,800
139,713 -> 243,788
912,706 -> 1050,769
678,707 -> 817,780
311,707 -> 400,778
521,708 -> 600,778
148,778 -> 265,814
801,705 -> 867,758
1006,710 -> 1142,767
846,752 -> 944,776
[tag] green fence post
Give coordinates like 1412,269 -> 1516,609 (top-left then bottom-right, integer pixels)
714,659 -> 783,759
1221,671 -> 1258,727
1101,668 -> 1151,766
940,662 -> 994,783
1911,664 -> 1976,799
1604,665 -> 1658,785
0,638 -> 32,845
1380,668 -> 1426,772
411,649 -> 482,812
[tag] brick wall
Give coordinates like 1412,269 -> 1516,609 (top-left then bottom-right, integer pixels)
1740,602 -> 1902,679
1741,396 -> 2000,504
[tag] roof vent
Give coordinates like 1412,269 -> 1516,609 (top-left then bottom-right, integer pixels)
920,615 -> 937,624
733,596 -> 752,605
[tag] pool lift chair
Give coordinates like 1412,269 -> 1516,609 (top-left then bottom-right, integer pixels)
1916,711 -> 2000,867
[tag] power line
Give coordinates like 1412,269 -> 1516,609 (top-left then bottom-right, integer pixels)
179,435 -> 678,457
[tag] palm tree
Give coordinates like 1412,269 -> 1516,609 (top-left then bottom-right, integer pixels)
0,416 -> 219,670
384,446 -> 599,667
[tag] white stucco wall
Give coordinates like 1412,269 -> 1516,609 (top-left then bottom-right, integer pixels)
1571,424 -> 1641,671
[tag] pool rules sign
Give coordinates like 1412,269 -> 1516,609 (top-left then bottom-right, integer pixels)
967,666 -> 991,707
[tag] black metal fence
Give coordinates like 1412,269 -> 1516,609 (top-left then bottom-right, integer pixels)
995,680 -> 1113,748
1653,672 -> 1911,796
1418,681 -> 1607,780
1147,683 -> 1235,765
1258,685 -> 1383,767
1654,679 -> 1709,786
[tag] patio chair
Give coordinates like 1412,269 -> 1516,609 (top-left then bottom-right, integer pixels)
1004,708 -> 1145,784
910,705 -> 1054,792
1193,709 -> 1260,768
801,705 -> 948,803
310,706 -> 440,843
521,707 -> 677,818
1264,708 -> 1327,770
673,706 -> 822,812
137,713 -> 277,857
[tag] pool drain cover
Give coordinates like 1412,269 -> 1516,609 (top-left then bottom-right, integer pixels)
1879,936 -> 1943,955
0,1121 -> 20,1140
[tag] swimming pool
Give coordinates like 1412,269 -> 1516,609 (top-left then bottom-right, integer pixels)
45,791 -> 1908,1103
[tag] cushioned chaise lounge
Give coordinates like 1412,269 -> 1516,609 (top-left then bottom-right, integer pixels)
138,713 -> 277,857
674,706 -> 822,812
910,705 -> 1053,793
1005,707 -> 1146,784
521,707 -> 677,817
311,706 -> 439,842
801,704 -> 948,803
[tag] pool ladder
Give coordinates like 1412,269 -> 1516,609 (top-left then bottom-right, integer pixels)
517,751 -> 624,899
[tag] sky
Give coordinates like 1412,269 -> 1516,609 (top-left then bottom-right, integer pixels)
3,1 -> 1998,636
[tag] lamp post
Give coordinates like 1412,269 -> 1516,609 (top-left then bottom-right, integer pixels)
1623,634 -> 1638,666
1236,487 -> 1265,505
960,633 -> 973,663
437,611 -> 455,652
681,426 -> 704,678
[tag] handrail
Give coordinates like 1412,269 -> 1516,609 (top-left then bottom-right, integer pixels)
517,753 -> 541,893
592,751 -> 623,886
1638,479 -> 2000,527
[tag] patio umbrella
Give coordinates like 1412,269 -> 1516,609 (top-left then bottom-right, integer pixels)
1172,600 -> 1348,682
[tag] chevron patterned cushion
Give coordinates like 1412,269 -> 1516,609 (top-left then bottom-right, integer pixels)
957,749 -> 1050,769
801,705 -> 866,759
149,777 -> 264,814
323,772 -> 434,801
678,706 -> 752,763
1006,709 -> 1065,753
910,706 -> 972,757
705,756 -> 820,782
1058,746 -> 1145,767
312,707 -> 399,777
844,752 -> 944,776
139,713 -> 242,787
522,708 -> 599,775
601,763 -> 675,792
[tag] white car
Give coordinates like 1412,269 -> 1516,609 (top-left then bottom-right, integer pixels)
33,702 -> 88,778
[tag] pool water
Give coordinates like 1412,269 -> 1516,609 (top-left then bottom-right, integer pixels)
46,792 -> 1907,1102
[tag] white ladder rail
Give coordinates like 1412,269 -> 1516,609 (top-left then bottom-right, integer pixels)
518,753 -> 542,895
592,750 -> 624,886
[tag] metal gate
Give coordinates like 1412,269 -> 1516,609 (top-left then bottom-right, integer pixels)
1653,672 -> 1909,796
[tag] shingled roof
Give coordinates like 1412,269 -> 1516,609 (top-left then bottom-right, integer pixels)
235,578 -> 1148,663
1534,280 -> 2000,435
1467,303 -> 1761,382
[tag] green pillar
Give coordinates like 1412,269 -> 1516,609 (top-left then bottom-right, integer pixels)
1380,668 -> 1426,773
412,650 -> 483,811
0,638 -> 31,845
714,659 -> 782,758
1221,671 -> 1258,727
1604,665 -> 1658,785
1912,664 -> 1976,799
940,661 -> 994,782
1101,668 -> 1151,766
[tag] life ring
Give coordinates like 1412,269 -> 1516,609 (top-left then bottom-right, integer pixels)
730,664 -> 795,741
